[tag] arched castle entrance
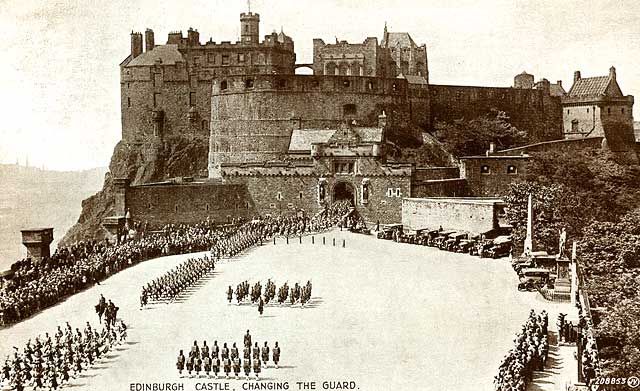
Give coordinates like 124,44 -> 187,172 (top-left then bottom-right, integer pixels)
333,181 -> 356,205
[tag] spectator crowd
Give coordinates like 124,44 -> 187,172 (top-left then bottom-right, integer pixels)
494,309 -> 549,391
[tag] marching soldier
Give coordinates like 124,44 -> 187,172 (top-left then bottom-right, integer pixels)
203,354 -> 212,378
223,356 -> 231,379
232,356 -> 241,379
244,330 -> 252,348
258,297 -> 264,316
211,341 -> 219,359
272,342 -> 280,368
221,343 -> 229,361
212,355 -> 220,379
252,357 -> 261,380
230,343 -> 239,360
186,354 -> 194,377
261,342 -> 270,368
243,356 -> 251,380
227,286 -> 233,304
252,342 -> 260,360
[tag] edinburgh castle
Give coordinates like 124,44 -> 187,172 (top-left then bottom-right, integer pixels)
62,6 -> 636,243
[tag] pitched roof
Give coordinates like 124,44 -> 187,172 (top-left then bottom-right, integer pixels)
382,32 -> 417,48
568,76 -> 610,97
549,83 -> 566,97
400,75 -> 428,85
288,129 -> 334,152
288,127 -> 384,152
127,44 -> 185,67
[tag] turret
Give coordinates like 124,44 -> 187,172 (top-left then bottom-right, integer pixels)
240,12 -> 260,45
145,28 -> 155,52
131,31 -> 143,59
609,66 -> 616,81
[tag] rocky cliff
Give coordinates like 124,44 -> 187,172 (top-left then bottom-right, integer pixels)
59,136 -> 209,247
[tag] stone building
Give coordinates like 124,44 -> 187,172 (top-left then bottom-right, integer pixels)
120,13 -> 295,143
562,67 -> 635,148
312,23 -> 428,80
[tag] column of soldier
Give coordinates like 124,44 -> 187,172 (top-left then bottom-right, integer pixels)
0,316 -> 128,391
227,280 -> 313,314
140,255 -> 216,307
494,309 -> 549,391
176,330 -> 281,380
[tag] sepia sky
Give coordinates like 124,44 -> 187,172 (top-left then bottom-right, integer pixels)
1,0 -> 639,171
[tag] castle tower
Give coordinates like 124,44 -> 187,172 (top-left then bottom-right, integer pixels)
240,12 -> 260,45
514,71 -> 534,89
131,31 -> 143,59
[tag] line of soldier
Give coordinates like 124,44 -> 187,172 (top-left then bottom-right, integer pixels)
140,255 -> 216,307
227,280 -> 313,312
1,319 -> 128,391
494,309 -> 549,391
176,331 -> 280,380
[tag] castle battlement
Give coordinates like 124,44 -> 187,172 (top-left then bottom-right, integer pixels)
212,74 -> 410,96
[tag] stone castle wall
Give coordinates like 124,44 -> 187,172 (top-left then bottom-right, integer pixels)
402,198 -> 501,234
208,74 -> 429,177
430,84 -> 563,141
125,182 -> 253,228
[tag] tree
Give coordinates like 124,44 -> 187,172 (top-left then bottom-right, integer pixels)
433,110 -> 527,157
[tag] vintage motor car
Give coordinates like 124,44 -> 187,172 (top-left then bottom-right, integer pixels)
517,268 -> 551,291
486,236 -> 512,258
456,238 -> 477,253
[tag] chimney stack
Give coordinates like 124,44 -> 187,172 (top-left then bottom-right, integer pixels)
145,29 -> 155,52
574,71 -> 581,83
609,66 -> 616,80
557,80 -> 562,88
131,31 -> 143,59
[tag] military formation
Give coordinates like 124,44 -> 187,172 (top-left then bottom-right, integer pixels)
494,310 -> 549,391
227,280 -> 313,315
176,331 -> 281,380
140,255 -> 216,307
0,318 -> 128,391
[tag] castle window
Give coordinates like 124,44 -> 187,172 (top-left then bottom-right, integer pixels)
148,202 -> 152,209
587,108 -> 589,113
238,53 -> 245,63
153,93 -> 160,107
507,165 -> 518,175
175,205 -> 178,212
127,83 -> 130,89
207,53 -> 215,63
567,109 -> 570,114
343,80 -> 350,88
206,203 -> 210,211
222,55 -> 230,65
622,108 -> 625,114
608,107 -> 611,115
220,80 -> 228,90
201,120 -> 208,131
367,81 -> 374,90
127,97 -> 131,108
571,119 -> 579,132
343,104 -> 357,116
334,161 -> 355,174
299,192 -> 303,200
189,92 -> 196,106
245,78 -> 254,89
480,165 -> 491,175
277,79 -> 287,89
276,192 -> 283,201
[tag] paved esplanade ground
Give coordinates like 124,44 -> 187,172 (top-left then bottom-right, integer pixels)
0,230 -> 576,391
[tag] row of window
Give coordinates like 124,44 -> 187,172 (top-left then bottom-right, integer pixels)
126,92 -> 199,110
480,165 -> 518,175
219,78 -> 397,92
567,107 -> 625,115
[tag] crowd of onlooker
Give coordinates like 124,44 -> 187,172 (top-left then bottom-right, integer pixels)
494,310 -> 549,391
0,201 -> 355,327
576,299 -> 599,385
0,221 -> 238,326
